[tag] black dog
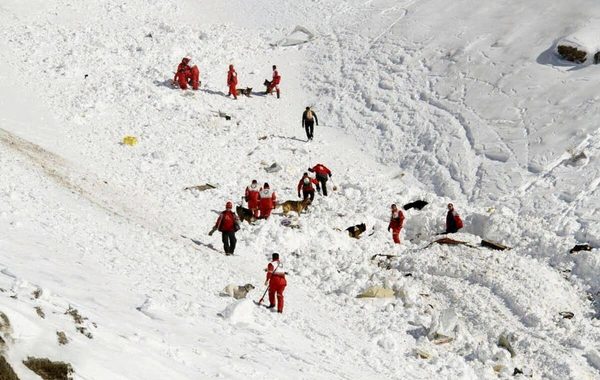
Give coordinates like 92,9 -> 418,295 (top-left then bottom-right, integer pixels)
346,223 -> 367,239
570,244 -> 593,253
263,79 -> 272,94
403,200 -> 428,211
236,205 -> 256,224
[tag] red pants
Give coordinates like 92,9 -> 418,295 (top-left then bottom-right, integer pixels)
228,84 -> 237,99
268,276 -> 287,312
259,206 -> 272,219
248,200 -> 259,217
392,228 -> 401,244
176,66 -> 200,90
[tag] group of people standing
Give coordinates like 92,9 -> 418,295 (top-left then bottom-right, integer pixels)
244,180 -> 277,219
172,57 -> 281,100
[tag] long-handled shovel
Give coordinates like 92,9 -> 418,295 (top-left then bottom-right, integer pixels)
256,284 -> 269,306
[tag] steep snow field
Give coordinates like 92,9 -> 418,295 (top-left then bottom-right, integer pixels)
1,0 -> 600,379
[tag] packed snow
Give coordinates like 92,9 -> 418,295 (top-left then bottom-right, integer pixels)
1,0 -> 600,379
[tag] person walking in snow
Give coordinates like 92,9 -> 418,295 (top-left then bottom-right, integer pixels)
172,57 -> 200,90
445,203 -> 463,234
244,180 -> 261,218
227,64 -> 238,99
297,172 -> 320,201
258,183 -> 276,219
266,65 -> 281,98
388,204 -> 405,244
209,201 -> 240,256
302,107 -> 319,141
265,253 -> 287,313
308,163 -> 332,196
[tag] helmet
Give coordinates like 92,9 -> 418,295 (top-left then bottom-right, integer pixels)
252,179 -> 257,184
229,64 -> 234,69
272,253 -> 279,260
264,183 -> 269,188
273,65 -> 277,70
226,201 -> 233,209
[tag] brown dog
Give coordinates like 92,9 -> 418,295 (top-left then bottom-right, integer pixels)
235,87 -> 253,97
276,198 -> 311,217
346,223 -> 367,239
236,205 -> 257,224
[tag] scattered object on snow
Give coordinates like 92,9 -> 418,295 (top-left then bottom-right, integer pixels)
273,25 -> 315,47
555,30 -> 600,64
184,183 -> 217,191
481,239 -> 511,251
559,311 -> 575,319
498,332 -> 517,358
415,348 -> 433,359
513,367 -> 533,377
570,244 -> 593,254
264,162 -> 282,173
211,110 -> 231,120
370,254 -> 398,260
393,173 -> 405,179
403,200 -> 428,211
281,218 -> 300,229
122,136 -> 137,146
258,135 -> 268,140
434,337 -> 454,345
356,286 -> 395,299
428,308 -> 458,340
425,237 -> 478,249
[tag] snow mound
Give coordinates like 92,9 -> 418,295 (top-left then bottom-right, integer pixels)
217,299 -> 258,324
556,23 -> 600,63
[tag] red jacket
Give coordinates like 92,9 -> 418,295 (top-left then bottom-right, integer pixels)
227,69 -> 238,86
245,184 -> 261,203
272,69 -> 281,85
259,188 -> 276,209
174,62 -> 192,82
297,177 -> 319,193
389,209 -> 405,231
309,164 -> 331,178
214,210 -> 240,232
266,260 -> 286,283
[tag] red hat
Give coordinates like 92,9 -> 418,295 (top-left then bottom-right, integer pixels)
229,64 -> 234,69
182,58 -> 191,64
226,201 -> 233,209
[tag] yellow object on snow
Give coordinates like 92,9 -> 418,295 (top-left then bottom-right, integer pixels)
123,136 -> 137,146
356,286 -> 395,298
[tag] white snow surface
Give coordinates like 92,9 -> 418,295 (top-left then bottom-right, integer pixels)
1,0 -> 600,379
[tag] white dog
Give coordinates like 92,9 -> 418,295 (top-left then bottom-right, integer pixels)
221,283 -> 255,299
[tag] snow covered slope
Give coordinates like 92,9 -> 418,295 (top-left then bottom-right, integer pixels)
1,0 -> 600,379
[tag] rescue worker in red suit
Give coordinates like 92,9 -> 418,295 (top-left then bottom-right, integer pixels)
258,183 -> 276,219
445,203 -> 463,233
172,58 -> 200,90
388,204 -> 405,244
308,163 -> 332,196
265,253 -> 287,313
209,202 -> 240,256
227,64 -> 238,99
297,172 -> 320,201
244,179 -> 261,218
267,65 -> 281,98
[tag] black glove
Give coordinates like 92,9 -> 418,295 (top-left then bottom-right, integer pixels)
328,173 -> 332,178
308,168 -> 313,172
317,187 -> 321,193
244,196 -> 248,202
298,193 -> 301,198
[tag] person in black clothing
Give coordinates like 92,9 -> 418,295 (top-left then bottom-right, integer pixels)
302,107 -> 319,141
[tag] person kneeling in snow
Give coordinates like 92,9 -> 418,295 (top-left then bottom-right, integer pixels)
172,57 -> 200,90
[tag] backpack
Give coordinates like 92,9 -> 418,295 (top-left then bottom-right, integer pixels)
306,110 -> 313,120
455,215 -> 463,229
